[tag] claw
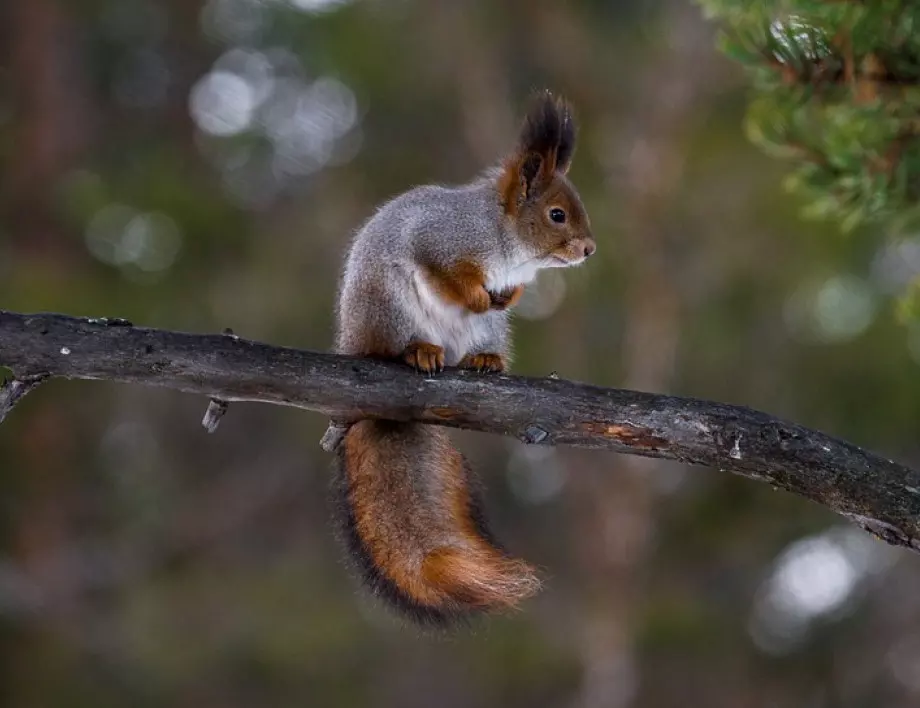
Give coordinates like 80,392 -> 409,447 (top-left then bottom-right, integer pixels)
459,352 -> 506,373
403,341 -> 446,375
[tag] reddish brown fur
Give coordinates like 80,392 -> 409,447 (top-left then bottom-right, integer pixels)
421,548 -> 539,610
342,422 -> 444,608
497,93 -> 595,263
497,158 -> 525,218
514,178 -> 594,264
340,420 -> 540,622
498,167 -> 595,260
488,284 -> 524,310
421,260 -> 491,313
403,341 -> 445,373
459,352 -> 506,372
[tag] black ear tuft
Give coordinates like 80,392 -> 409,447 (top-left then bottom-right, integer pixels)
518,90 -> 577,175
519,91 -> 562,166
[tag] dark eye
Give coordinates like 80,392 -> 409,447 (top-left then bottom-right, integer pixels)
549,208 -> 566,224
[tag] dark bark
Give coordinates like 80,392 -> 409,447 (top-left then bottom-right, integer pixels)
1,309 -> 919,553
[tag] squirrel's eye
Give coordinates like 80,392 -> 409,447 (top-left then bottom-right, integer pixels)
549,208 -> 566,224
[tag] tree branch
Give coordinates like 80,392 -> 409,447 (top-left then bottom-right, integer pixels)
0,373 -> 48,424
1,309 -> 919,553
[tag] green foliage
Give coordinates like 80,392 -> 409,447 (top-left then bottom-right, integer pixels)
699,0 -> 920,232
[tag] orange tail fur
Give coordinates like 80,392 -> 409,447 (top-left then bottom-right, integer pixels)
333,419 -> 540,625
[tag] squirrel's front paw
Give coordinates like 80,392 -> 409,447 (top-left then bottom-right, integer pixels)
488,285 -> 524,311
459,353 -> 507,373
467,286 -> 492,314
403,341 -> 445,374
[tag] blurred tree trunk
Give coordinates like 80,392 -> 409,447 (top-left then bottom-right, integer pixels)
422,0 -> 515,168
4,0 -> 93,260
2,3 -> 93,701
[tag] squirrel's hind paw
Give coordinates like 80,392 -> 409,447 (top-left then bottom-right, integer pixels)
403,341 -> 445,374
459,353 -> 506,373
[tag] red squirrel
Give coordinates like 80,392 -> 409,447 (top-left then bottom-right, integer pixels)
331,91 -> 595,625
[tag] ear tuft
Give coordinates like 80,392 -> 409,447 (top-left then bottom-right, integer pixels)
499,90 -> 578,214
518,90 -> 577,176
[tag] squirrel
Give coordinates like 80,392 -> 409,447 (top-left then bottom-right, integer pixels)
330,90 -> 596,625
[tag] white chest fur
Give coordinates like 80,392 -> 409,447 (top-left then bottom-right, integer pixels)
410,271 -> 481,365
408,256 -> 543,365
484,259 -> 542,293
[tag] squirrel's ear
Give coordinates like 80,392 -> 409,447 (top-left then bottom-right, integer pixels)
519,92 -> 560,179
499,91 -> 577,214
517,90 -> 577,177
498,151 -> 544,215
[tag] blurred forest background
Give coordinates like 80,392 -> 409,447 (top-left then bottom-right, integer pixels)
3,0 -> 920,706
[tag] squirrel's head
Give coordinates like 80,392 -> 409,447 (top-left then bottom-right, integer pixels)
498,91 -> 595,268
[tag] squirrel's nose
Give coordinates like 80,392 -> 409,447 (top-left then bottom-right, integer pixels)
583,241 -> 596,258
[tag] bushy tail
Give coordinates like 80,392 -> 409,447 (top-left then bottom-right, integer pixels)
333,419 -> 540,625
